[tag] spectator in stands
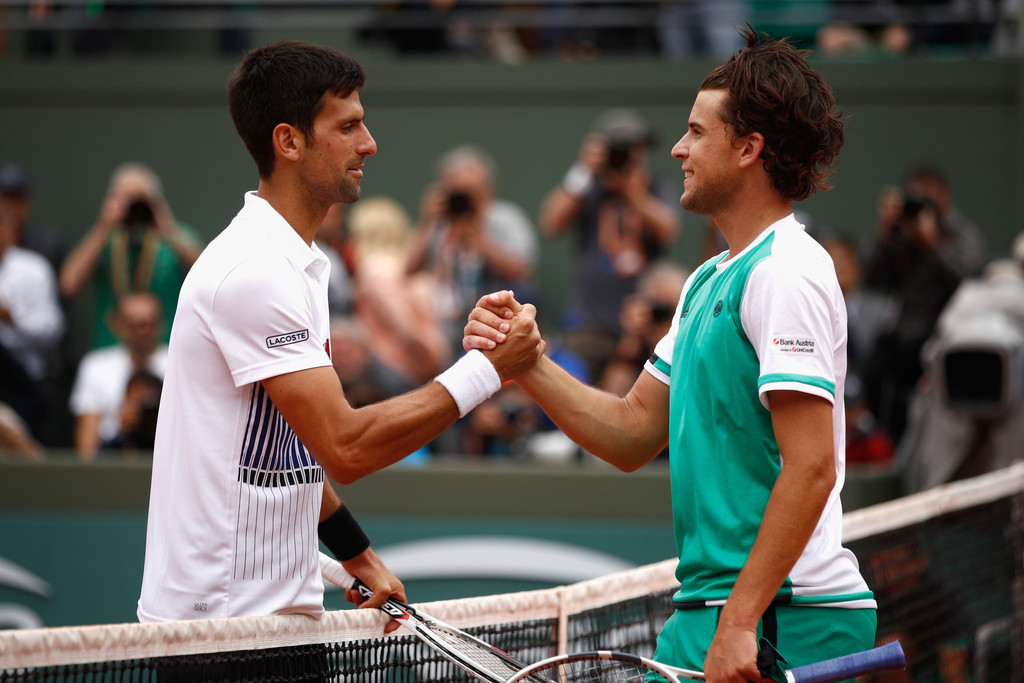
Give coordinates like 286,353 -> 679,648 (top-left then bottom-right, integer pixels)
100,369 -> 163,456
350,196 -> 450,394
0,163 -> 65,276
315,202 -> 355,316
658,0 -> 746,60
539,108 -> 681,382
408,144 -> 538,359
0,197 -> 64,440
68,291 -> 167,461
328,316 -> 390,409
860,165 -> 985,443
599,259 -> 687,397
0,401 -> 44,460
59,162 -> 203,349
824,234 -> 896,466
464,383 -> 540,457
0,162 -> 77,448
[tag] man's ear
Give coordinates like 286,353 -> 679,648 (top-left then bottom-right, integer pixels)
272,123 -> 305,163
738,131 -> 766,169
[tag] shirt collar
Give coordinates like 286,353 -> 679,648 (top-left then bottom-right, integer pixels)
243,191 -> 329,280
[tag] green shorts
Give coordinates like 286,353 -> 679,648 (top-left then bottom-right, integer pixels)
653,605 -> 877,682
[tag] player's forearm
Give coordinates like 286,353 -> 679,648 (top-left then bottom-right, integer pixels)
323,383 -> 459,484
517,356 -> 666,470
719,447 -> 835,631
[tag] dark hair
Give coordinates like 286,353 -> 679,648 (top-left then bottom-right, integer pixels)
700,25 -> 844,202
227,40 -> 366,178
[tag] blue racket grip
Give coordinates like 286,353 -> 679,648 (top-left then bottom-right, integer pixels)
784,641 -> 905,683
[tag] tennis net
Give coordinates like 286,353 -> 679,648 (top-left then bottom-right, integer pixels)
1,463 -> 1021,682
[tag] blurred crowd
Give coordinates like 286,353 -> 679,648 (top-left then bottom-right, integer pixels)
0,1 -> 1019,63
1,101 -> 1022,496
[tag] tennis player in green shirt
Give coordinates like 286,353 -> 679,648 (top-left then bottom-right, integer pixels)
466,26 -> 876,683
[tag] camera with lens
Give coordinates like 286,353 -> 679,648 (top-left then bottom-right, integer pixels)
124,197 -> 155,229
606,140 -> 634,172
445,191 -> 474,219
648,301 -> 675,325
901,193 -> 933,220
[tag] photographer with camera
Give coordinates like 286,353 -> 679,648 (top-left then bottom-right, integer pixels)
60,162 -> 203,349
407,144 -> 538,360
539,108 -> 681,383
860,165 -> 986,445
68,291 -> 168,461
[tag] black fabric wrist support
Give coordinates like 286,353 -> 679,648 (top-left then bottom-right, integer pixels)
318,505 -> 371,561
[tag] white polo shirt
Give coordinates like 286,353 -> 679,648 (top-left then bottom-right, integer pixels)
138,192 -> 333,622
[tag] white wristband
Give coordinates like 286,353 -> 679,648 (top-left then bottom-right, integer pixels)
562,163 -> 594,197
435,349 -> 502,417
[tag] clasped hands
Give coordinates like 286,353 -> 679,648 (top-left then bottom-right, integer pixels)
464,290 -> 546,383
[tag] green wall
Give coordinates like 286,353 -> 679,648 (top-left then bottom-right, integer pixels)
2,55 -> 1021,333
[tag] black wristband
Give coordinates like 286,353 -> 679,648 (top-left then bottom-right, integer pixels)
318,505 -> 371,561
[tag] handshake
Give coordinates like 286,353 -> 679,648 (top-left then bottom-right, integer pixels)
433,290 -> 545,420
463,290 -> 546,384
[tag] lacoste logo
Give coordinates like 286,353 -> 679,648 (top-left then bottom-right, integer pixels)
266,329 -> 310,349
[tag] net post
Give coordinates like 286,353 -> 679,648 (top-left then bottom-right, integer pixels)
556,586 -> 570,656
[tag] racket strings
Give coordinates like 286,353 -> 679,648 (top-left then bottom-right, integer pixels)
523,658 -> 669,683
425,621 -> 531,681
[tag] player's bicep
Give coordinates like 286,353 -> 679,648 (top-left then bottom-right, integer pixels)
261,365 -> 354,466
624,371 -> 672,459
768,390 -> 835,484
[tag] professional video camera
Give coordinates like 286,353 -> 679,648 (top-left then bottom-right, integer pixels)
900,258 -> 1024,493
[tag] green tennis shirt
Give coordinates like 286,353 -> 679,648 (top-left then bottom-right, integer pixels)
645,215 -> 874,609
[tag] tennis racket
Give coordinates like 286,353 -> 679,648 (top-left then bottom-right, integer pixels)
504,641 -> 905,683
318,551 -> 531,683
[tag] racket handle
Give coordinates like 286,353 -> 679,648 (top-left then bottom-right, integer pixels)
318,551 -> 357,590
785,641 -> 905,683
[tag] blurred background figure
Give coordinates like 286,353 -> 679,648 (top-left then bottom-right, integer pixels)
540,108 -> 681,383
657,0 -> 747,60
348,195 -> 451,396
100,370 -> 163,456
0,197 -> 65,442
898,233 -> 1024,494
59,162 -> 203,349
0,162 -> 65,276
0,161 -> 76,446
0,401 -> 44,460
408,145 -> 538,359
68,291 -> 167,461
599,259 -> 687,397
860,164 -> 985,444
464,383 -> 540,458
314,202 -> 355,317
823,234 -> 896,467
328,315 -> 389,409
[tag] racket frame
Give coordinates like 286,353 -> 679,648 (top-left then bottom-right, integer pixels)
504,641 -> 906,683
319,552 -> 527,683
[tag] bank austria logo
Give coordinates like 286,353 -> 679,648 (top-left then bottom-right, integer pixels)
0,555 -> 52,629
772,336 -> 817,355
266,329 -> 310,349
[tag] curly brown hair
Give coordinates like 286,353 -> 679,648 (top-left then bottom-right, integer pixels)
700,25 -> 844,202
